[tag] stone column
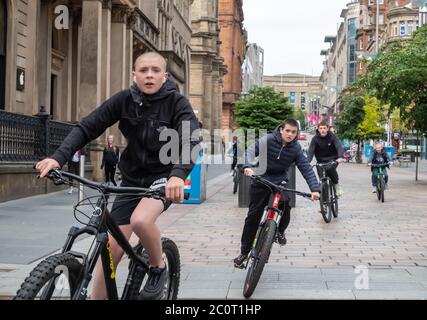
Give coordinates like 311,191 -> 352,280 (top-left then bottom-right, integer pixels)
110,4 -> 128,96
126,10 -> 136,87
78,0 -> 104,180
101,0 -> 111,102
78,0 -> 103,117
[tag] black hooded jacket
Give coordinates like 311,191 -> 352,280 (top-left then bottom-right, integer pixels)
307,131 -> 344,164
243,125 -> 320,192
51,79 -> 200,186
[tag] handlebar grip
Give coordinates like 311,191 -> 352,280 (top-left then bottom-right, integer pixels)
184,192 -> 190,200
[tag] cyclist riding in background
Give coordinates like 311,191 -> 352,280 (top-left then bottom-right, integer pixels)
35,52 -> 200,300
307,120 -> 346,197
368,143 -> 390,193
233,118 -> 320,268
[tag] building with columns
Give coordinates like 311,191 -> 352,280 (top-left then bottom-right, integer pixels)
242,43 -> 264,94
0,0 -> 193,201
218,0 -> 245,130
190,0 -> 226,135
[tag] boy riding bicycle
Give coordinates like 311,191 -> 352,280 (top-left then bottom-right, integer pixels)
368,143 -> 390,193
35,52 -> 200,300
233,118 -> 320,268
306,121 -> 346,197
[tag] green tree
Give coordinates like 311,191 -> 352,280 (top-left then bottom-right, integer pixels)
357,96 -> 386,140
235,86 -> 294,133
366,25 -> 427,134
334,81 -> 366,162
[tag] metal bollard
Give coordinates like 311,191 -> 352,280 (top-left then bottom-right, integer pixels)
78,155 -> 85,202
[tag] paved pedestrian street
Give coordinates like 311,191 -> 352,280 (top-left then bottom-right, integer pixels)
1,163 -> 426,299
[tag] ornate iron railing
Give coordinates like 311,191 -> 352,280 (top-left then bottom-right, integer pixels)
0,109 -> 75,162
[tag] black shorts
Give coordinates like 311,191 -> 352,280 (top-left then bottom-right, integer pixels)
110,176 -> 172,226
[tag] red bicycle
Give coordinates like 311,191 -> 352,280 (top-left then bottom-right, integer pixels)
242,175 -> 312,298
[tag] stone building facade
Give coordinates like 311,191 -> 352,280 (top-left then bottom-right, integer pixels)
190,0 -> 226,135
242,42 -> 264,95
0,0 -> 193,202
218,0 -> 245,130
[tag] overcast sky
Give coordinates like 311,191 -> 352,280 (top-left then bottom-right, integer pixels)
242,0 -> 350,76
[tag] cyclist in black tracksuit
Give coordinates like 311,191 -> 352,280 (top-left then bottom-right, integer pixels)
233,118 -> 320,268
35,52 -> 200,300
307,121 -> 346,197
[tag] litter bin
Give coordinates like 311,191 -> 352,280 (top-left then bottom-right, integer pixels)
384,146 -> 395,161
364,145 -> 373,159
238,164 -> 296,208
183,153 -> 206,204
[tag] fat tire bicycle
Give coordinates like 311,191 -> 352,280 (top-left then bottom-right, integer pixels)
241,175 -> 311,298
14,168 -> 186,300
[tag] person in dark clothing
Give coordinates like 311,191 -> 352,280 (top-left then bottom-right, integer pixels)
229,136 -> 238,172
307,121 -> 346,197
101,134 -> 120,186
35,52 -> 200,300
67,149 -> 81,194
233,118 -> 320,268
368,143 -> 390,193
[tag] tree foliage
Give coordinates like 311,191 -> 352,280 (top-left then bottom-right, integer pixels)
235,86 -> 294,133
357,96 -> 385,140
366,25 -> 427,133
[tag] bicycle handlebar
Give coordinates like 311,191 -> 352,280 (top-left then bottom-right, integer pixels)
370,163 -> 390,168
315,160 -> 338,168
249,175 -> 312,199
41,168 -> 190,200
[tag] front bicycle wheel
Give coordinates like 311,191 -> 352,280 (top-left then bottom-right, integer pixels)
128,237 -> 180,300
243,219 -> 276,298
320,182 -> 332,223
331,183 -> 338,218
14,253 -> 84,300
376,177 -> 383,201
379,178 -> 385,203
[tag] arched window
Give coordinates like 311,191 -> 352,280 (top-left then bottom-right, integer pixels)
0,0 -> 7,109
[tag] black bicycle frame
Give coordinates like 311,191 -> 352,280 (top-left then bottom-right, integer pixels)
40,169 -> 159,300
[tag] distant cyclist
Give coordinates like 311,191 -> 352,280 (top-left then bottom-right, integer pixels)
307,121 -> 346,197
368,143 -> 390,193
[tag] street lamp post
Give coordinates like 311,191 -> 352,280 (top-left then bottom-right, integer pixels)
375,0 -> 380,54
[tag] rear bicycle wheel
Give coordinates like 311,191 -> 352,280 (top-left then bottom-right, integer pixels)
128,237 -> 180,300
14,253 -> 84,300
331,183 -> 338,218
320,181 -> 332,223
243,219 -> 276,298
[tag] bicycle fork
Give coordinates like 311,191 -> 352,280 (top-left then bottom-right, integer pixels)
246,194 -> 282,269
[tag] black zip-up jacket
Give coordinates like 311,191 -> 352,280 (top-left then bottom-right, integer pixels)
101,146 -> 119,168
51,79 -> 200,186
307,131 -> 344,164
243,125 -> 320,192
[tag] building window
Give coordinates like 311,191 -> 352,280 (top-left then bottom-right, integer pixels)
400,21 -> 406,36
359,39 -> 363,50
290,92 -> 296,104
368,15 -> 373,25
393,23 -> 398,36
301,92 -> 306,109
408,20 -> 414,35
379,0 -> 384,4
359,62 -> 363,70
379,14 -> 384,25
